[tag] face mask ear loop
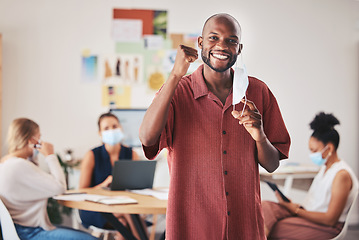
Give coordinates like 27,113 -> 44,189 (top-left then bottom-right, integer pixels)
322,145 -> 331,159
240,95 -> 247,117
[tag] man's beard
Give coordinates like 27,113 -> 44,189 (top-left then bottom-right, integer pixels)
201,50 -> 237,72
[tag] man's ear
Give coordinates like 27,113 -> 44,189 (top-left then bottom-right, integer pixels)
238,44 -> 243,54
198,36 -> 203,49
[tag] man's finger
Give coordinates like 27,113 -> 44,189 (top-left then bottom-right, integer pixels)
180,45 -> 198,58
241,99 -> 258,112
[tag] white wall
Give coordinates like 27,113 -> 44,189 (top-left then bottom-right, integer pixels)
1,0 -> 359,221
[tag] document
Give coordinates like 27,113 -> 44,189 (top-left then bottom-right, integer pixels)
54,193 -> 138,205
130,188 -> 169,200
84,195 -> 138,205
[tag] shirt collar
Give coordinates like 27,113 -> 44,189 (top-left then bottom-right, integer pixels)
192,65 -> 208,100
191,64 -> 234,101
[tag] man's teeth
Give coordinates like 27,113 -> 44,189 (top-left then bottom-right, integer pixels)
212,53 -> 228,60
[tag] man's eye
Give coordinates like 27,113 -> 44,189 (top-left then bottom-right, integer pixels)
209,36 -> 218,40
229,39 -> 239,44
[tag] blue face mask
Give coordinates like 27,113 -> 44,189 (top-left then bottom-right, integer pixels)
309,145 -> 329,166
102,129 -> 124,146
28,138 -> 41,165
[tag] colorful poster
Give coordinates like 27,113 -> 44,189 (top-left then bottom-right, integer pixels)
99,54 -> 144,85
153,10 -> 167,38
112,19 -> 142,42
113,9 -> 167,39
101,8 -> 170,108
115,39 -> 172,91
81,55 -> 98,83
144,35 -> 164,50
102,85 -> 132,108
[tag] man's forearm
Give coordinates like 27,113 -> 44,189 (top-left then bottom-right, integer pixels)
139,73 -> 181,146
256,137 -> 280,173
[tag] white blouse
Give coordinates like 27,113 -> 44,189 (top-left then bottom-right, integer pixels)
0,155 -> 66,230
302,160 -> 358,222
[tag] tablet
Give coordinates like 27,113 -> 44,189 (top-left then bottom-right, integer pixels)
265,181 -> 290,202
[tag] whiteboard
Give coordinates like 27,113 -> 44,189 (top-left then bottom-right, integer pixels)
110,109 -> 147,147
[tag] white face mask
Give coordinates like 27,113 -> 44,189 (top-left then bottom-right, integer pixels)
101,128 -> 125,146
232,54 -> 249,116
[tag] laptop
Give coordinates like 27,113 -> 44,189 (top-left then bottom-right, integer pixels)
111,160 -> 157,190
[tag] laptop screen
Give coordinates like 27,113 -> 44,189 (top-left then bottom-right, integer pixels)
111,160 -> 157,190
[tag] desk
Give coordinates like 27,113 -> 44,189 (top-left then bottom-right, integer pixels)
56,188 -> 167,240
259,164 -> 319,195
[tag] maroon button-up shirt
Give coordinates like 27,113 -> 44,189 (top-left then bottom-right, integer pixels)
143,65 -> 290,240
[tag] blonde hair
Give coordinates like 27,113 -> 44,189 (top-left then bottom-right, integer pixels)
7,118 -> 39,153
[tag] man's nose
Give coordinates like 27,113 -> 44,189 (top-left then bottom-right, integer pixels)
215,39 -> 229,50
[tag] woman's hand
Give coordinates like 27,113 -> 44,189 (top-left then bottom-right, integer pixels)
98,175 -> 113,188
275,191 -> 300,215
37,141 -> 54,156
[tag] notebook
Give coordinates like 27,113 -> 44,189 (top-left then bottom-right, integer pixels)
111,160 -> 157,191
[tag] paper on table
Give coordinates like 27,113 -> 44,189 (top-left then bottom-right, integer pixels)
54,194 -> 138,205
53,193 -> 88,201
85,195 -> 137,205
130,188 -> 169,200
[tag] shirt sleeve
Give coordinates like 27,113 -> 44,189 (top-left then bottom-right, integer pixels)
142,99 -> 175,160
262,87 -> 291,160
11,155 -> 67,201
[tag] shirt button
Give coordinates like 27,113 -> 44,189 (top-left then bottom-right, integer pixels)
224,171 -> 228,175
226,192 -> 229,196
228,211 -> 230,216
223,150 -> 227,154
222,130 -> 226,134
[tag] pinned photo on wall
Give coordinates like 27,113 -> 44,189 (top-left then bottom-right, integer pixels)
81,55 -> 98,83
163,49 -> 177,73
153,10 -> 167,38
113,9 -> 167,40
144,35 -> 164,50
170,33 -> 199,49
102,85 -> 132,108
112,19 -> 142,42
146,65 -> 166,91
98,54 -> 143,85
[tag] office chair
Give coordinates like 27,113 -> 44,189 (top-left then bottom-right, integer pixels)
0,198 -> 20,240
330,190 -> 358,240
73,209 -> 117,240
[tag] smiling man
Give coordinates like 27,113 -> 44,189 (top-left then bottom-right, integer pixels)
140,13 -> 291,239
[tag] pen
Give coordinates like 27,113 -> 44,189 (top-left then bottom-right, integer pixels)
63,192 -> 86,195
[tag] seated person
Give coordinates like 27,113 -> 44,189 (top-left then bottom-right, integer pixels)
262,112 -> 358,240
79,112 -> 145,239
0,118 -> 97,240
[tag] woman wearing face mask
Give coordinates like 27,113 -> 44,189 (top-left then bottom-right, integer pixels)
262,112 -> 358,240
0,118 -> 97,240
79,112 -> 142,239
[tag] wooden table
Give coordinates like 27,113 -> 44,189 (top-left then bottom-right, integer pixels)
57,188 -> 167,240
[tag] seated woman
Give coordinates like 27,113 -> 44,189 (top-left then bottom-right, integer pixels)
79,112 -> 144,239
262,112 -> 358,240
0,118 -> 97,240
